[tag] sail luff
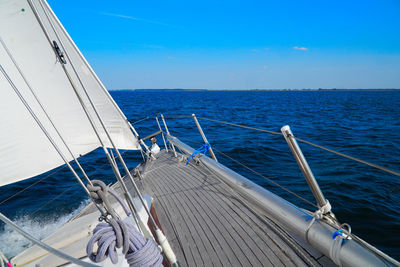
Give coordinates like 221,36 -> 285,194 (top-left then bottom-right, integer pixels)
35,0 -> 121,152
40,0 -> 136,133
0,0 -> 139,186
0,35 -> 93,187
32,0 -> 139,150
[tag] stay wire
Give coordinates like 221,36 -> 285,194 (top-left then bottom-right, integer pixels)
212,147 -> 318,208
293,137 -> 400,177
0,150 -> 128,208
129,116 -> 150,125
323,220 -> 395,267
0,36 -> 93,187
28,150 -> 130,218
34,0 -> 142,222
177,136 -> 317,208
163,115 -> 193,119
177,139 -> 398,266
196,116 -> 400,177
29,183 -> 81,218
0,165 -> 67,206
197,116 -> 282,135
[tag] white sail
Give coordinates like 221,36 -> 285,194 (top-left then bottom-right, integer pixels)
0,0 -> 139,187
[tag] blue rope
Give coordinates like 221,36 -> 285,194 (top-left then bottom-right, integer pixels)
332,230 -> 343,239
332,229 -> 348,244
186,142 -> 210,165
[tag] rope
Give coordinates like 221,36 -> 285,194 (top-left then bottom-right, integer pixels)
186,142 -> 210,165
175,123 -> 399,266
330,232 -> 344,266
304,200 -> 334,245
87,180 -> 131,218
323,219 -> 395,266
86,180 -> 163,266
329,224 -> 351,266
0,251 -> 12,267
196,116 -> 400,177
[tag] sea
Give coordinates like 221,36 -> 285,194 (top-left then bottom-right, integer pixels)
0,90 -> 399,260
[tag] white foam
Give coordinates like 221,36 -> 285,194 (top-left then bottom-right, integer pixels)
0,200 -> 90,259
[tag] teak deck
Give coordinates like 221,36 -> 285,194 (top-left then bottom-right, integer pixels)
22,149 -> 335,266
134,150 -> 335,267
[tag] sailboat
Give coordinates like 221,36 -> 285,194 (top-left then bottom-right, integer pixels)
0,0 -> 399,266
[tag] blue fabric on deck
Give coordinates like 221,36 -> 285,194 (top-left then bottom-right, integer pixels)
186,142 -> 210,165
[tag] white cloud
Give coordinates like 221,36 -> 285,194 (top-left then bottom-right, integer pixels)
145,44 -> 165,49
99,12 -> 170,27
293,46 -> 308,51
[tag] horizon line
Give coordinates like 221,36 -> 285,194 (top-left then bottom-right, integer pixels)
109,88 -> 400,91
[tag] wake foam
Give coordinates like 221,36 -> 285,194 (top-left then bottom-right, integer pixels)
0,200 -> 90,259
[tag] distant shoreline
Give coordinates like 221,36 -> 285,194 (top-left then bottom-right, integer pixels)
111,88 -> 399,92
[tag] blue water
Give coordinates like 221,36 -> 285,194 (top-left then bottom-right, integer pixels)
0,90 -> 399,260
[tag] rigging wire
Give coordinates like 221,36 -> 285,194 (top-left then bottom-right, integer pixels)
0,165 -> 67,206
197,117 -> 282,135
27,150 -> 130,218
293,136 -> 400,177
212,147 -> 318,208
177,137 -> 399,266
196,116 -> 400,177
163,115 -> 193,119
32,0 -> 141,225
0,63 -> 93,199
322,219 -> 394,266
129,116 -> 151,125
29,184 -> 81,218
177,136 -> 317,208
0,36 -> 93,187
0,150 -> 129,208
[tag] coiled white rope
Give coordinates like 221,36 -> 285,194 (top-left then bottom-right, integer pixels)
86,180 -> 163,266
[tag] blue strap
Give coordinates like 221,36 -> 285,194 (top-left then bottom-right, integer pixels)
332,230 -> 343,239
186,142 -> 210,165
332,229 -> 348,244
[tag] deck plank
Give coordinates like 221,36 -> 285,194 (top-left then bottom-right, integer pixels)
161,166 -> 242,266
171,165 -> 269,266
178,165 -> 280,266
146,173 -> 199,266
136,150 -> 324,267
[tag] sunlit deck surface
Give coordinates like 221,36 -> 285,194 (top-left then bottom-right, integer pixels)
134,150 -> 335,267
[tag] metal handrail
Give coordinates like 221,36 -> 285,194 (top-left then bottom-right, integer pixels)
167,135 -> 399,267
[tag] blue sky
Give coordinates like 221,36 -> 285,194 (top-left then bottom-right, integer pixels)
48,0 -> 400,89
